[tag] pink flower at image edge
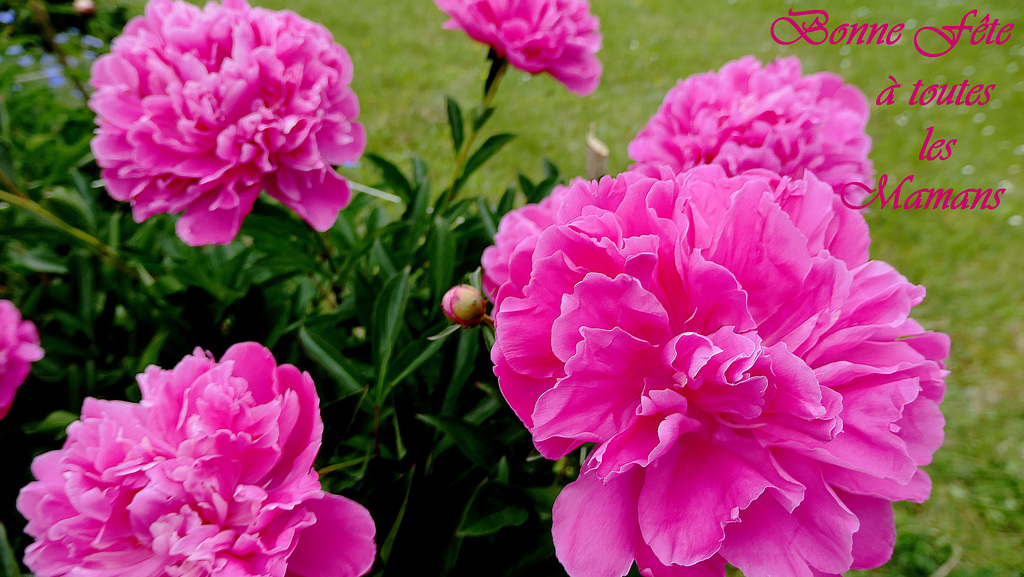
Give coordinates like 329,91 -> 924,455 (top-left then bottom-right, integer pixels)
89,0 -> 366,246
485,166 -> 947,577
0,300 -> 44,420
18,343 -> 376,577
434,0 -> 602,96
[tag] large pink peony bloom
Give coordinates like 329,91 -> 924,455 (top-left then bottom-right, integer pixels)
89,0 -> 365,246
486,166 -> 947,577
481,183 -> 567,297
629,56 -> 873,197
434,0 -> 602,96
0,300 -> 44,420
18,343 -> 376,577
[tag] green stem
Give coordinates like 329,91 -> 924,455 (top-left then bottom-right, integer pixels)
0,187 -> 137,278
316,455 -> 372,478
444,57 -> 509,206
28,0 -> 90,101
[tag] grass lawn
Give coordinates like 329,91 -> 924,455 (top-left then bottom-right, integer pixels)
240,0 -> 1024,574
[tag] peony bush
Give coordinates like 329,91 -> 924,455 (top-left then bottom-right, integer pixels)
0,1 -> 952,576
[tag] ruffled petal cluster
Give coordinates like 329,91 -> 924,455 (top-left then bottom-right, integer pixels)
486,166 -> 947,577
0,300 -> 44,420
90,0 -> 365,246
629,56 -> 873,197
434,0 -> 602,95
18,343 -> 376,577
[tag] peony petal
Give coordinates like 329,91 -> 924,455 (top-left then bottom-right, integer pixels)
532,327 -> 670,456
175,184 -> 260,246
721,459 -> 858,576
637,437 -> 802,566
553,468 -> 642,577
287,493 -> 376,577
840,491 -> 896,570
265,167 -> 352,232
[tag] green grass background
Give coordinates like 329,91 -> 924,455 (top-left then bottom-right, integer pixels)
139,0 -> 1024,573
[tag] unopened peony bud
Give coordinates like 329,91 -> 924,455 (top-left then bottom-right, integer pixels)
441,284 -> 487,327
72,0 -> 96,15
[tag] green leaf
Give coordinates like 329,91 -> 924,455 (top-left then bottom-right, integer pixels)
365,153 -> 412,201
332,208 -> 358,248
372,267 -> 411,401
0,140 -> 16,193
74,253 -> 96,340
412,155 -> 429,188
494,455 -> 510,484
392,413 -> 407,460
523,485 -> 562,511
8,245 -> 69,274
243,210 -> 319,250
0,522 -> 19,577
23,410 -> 79,435
543,157 -> 560,179
460,133 -> 515,184
400,159 -> 432,252
517,172 -> 535,201
69,168 -> 98,213
44,186 -> 95,234
426,323 -> 460,342
482,324 -> 495,350
428,217 -> 455,304
497,184 -> 517,216
524,159 -> 563,204
135,329 -> 170,374
441,328 -> 480,415
416,413 -> 500,472
446,96 -> 464,154
464,395 -> 502,426
216,246 -> 255,291
298,326 -> 364,397
388,334 -> 446,390
106,210 -> 122,248
456,505 -> 528,537
468,267 -> 483,294
476,197 -> 497,240
472,105 -> 495,132
380,465 -> 416,563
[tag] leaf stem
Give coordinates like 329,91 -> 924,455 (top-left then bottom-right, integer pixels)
316,455 -> 372,478
444,56 -> 508,206
0,187 -> 137,279
28,0 -> 91,101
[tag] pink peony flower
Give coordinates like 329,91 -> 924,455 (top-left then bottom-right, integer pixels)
434,0 -> 602,96
89,0 -> 366,246
628,56 -> 873,198
486,166 -> 947,577
0,300 -> 44,420
481,183 -> 567,297
18,342 -> 376,577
